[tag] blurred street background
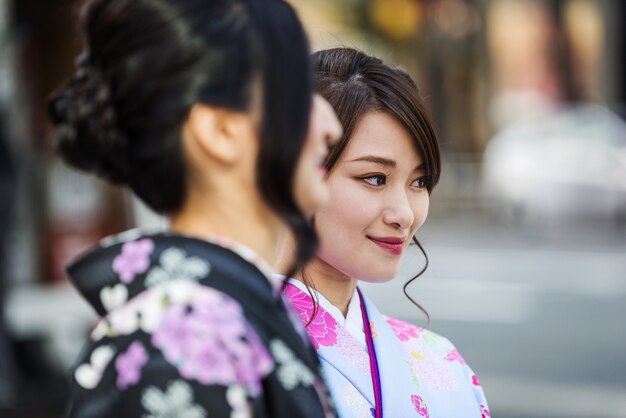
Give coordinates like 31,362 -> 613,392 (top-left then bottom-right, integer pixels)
1,0 -> 625,417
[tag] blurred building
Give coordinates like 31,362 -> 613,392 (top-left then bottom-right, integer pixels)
289,0 -> 626,220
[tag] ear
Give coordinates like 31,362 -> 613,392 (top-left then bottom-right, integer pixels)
185,104 -> 254,164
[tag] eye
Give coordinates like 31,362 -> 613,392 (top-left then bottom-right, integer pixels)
361,174 -> 387,186
411,177 -> 428,189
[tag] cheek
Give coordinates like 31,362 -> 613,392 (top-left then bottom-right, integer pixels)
316,184 -> 363,232
411,194 -> 430,233
314,179 -> 377,252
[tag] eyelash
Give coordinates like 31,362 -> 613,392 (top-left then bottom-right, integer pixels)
362,174 -> 387,186
359,174 -> 429,189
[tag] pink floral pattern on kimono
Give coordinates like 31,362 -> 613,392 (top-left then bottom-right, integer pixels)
283,284 -> 338,350
112,239 -> 154,284
405,337 -> 458,391
411,394 -> 430,417
281,283 -> 490,417
444,348 -> 467,366
369,321 -> 379,340
151,287 -> 273,396
385,317 -> 421,342
116,341 -> 148,390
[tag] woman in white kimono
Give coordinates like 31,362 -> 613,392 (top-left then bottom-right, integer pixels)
280,48 -> 490,418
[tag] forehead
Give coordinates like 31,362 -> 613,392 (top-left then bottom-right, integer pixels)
340,111 -> 423,165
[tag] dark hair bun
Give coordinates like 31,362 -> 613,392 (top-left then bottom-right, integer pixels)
48,54 -> 129,183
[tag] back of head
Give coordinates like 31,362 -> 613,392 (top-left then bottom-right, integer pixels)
49,0 -> 313,217
312,47 -> 441,192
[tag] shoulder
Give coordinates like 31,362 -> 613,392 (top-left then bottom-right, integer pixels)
383,316 -> 489,408
78,280 -> 274,394
383,315 -> 466,363
94,279 -> 247,339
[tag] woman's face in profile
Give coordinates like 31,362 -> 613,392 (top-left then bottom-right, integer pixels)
315,111 -> 430,282
293,95 -> 342,216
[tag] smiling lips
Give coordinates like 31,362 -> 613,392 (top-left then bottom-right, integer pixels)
367,236 -> 405,255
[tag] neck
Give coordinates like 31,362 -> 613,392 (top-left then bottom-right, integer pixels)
294,257 -> 357,317
169,187 -> 284,266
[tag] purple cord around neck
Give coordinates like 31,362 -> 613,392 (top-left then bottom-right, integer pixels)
358,288 -> 383,418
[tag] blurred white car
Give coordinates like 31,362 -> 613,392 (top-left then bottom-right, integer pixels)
482,104 -> 626,222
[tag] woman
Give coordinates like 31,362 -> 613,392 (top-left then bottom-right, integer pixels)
48,1 -> 341,417
280,48 -> 490,417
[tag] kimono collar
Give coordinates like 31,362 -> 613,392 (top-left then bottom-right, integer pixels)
286,279 -> 366,348
67,230 -> 281,317
197,233 -> 280,291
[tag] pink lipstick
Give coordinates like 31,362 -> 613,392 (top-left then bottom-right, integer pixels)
367,236 -> 405,255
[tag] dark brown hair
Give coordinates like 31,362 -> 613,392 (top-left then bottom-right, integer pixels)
48,0 -> 318,272
305,48 -> 442,323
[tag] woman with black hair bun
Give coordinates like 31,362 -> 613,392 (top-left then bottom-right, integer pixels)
48,0 -> 341,417
280,48 -> 490,417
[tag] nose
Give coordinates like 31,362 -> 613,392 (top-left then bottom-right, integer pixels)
382,187 -> 414,230
315,95 -> 343,148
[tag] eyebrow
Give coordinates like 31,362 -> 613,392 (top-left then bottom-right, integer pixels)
349,156 -> 396,167
349,155 -> 425,172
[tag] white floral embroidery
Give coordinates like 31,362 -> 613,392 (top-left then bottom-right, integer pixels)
100,283 -> 128,312
404,339 -> 458,391
343,384 -> 372,418
109,303 -> 141,335
145,247 -> 210,287
141,380 -> 207,418
227,385 -> 251,418
91,279 -> 222,339
74,345 -> 115,390
269,340 -> 314,390
336,327 -> 369,371
90,319 -> 110,341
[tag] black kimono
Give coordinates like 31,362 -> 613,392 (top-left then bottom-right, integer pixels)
65,231 -> 336,418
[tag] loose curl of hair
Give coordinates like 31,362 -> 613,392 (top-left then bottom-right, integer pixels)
301,48 -> 442,324
48,0 -> 318,271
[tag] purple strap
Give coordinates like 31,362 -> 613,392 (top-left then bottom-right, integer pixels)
358,288 -> 383,418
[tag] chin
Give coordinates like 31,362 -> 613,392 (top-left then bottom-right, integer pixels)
355,266 -> 400,283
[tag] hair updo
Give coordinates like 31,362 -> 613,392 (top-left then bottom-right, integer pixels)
49,0 -> 318,268
50,52 -> 129,183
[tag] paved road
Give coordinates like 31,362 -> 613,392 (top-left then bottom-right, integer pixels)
361,213 -> 626,418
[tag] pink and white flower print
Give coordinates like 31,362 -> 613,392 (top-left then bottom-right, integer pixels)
116,341 -> 149,390
385,317 -> 421,342
411,394 -> 430,417
406,342 -> 458,391
151,288 -> 273,395
113,239 -> 154,284
283,284 -> 338,350
444,348 -> 467,366
336,327 -> 369,371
